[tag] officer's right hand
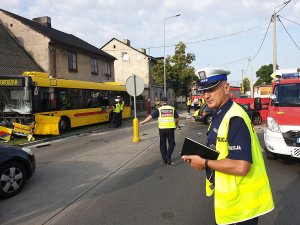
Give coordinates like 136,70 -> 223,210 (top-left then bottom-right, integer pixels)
182,155 -> 205,171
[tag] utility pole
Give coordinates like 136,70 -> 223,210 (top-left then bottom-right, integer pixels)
249,58 -> 253,97
241,69 -> 244,94
272,1 -> 291,73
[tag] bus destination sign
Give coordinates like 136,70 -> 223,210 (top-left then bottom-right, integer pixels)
0,78 -> 23,87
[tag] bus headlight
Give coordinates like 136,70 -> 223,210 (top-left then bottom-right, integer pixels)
266,116 -> 281,132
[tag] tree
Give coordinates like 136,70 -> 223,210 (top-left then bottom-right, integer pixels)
254,64 -> 273,86
152,41 -> 196,99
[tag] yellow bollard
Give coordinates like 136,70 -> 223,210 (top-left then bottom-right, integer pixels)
132,117 -> 140,142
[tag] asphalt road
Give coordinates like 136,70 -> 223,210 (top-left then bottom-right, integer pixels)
0,113 -> 299,225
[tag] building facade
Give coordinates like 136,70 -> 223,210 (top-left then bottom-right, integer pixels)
101,38 -> 175,105
0,9 -> 115,82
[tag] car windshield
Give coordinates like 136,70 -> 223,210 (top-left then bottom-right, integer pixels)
273,83 -> 300,107
0,86 -> 32,114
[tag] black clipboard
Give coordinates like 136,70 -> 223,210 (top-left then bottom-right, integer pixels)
181,137 -> 219,160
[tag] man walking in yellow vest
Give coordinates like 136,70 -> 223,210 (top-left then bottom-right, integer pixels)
182,68 -> 274,225
140,97 -> 179,165
186,97 -> 192,114
118,96 -> 125,126
112,98 -> 121,128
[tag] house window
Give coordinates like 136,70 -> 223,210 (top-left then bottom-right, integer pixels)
91,58 -> 98,74
121,52 -> 129,61
104,62 -> 111,80
113,45 -> 116,49
68,52 -> 77,72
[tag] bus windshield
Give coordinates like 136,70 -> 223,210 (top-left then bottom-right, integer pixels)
273,83 -> 300,107
0,78 -> 32,114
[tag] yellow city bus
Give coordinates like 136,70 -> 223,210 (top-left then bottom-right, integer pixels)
0,72 -> 131,136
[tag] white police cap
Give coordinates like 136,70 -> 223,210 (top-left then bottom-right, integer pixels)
197,67 -> 231,91
115,98 -> 119,102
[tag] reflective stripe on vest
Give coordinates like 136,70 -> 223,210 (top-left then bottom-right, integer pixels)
158,105 -> 176,129
208,102 -> 274,225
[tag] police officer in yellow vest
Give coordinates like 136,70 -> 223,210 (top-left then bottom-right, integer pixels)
182,68 -> 274,225
113,98 -> 121,128
186,97 -> 192,114
117,96 -> 125,126
140,97 -> 179,165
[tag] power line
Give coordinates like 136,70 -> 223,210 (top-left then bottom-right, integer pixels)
279,15 -> 300,26
244,57 -> 251,75
104,22 -> 269,53
148,23 -> 268,49
278,16 -> 300,50
103,21 -> 272,71
274,0 -> 292,15
183,24 -> 268,46
217,57 -> 249,67
250,17 -> 272,61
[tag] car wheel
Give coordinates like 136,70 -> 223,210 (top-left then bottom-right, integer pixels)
0,161 -> 27,199
252,115 -> 262,125
206,115 -> 213,124
265,150 -> 276,160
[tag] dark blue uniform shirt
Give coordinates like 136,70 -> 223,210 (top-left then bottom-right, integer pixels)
206,99 -> 252,186
207,99 -> 252,162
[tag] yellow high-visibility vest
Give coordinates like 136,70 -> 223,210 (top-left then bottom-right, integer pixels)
158,105 -> 176,129
120,101 -> 124,110
208,102 -> 274,224
113,103 -> 121,113
187,99 -> 191,106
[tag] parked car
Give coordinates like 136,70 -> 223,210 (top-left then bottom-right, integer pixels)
193,103 -> 214,124
0,144 -> 35,199
193,102 -> 262,126
239,103 -> 262,125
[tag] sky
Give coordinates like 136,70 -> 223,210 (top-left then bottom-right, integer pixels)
2,0 -> 300,86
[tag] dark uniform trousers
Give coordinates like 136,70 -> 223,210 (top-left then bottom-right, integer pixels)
113,112 -> 121,128
159,128 -> 176,161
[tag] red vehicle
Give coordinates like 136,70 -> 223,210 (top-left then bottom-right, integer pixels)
255,69 -> 300,159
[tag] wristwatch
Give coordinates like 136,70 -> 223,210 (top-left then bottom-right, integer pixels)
205,159 -> 209,169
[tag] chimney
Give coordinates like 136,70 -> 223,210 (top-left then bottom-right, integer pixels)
32,16 -> 51,27
123,39 -> 130,46
139,48 -> 146,54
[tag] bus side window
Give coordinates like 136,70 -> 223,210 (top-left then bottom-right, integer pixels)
42,92 -> 50,111
57,89 -> 70,110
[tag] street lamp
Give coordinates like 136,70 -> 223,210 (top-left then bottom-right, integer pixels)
163,14 -> 181,97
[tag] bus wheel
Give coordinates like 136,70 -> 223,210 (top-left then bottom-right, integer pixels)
265,150 -> 276,160
59,117 -> 70,133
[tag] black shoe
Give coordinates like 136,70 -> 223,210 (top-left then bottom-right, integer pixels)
166,160 -> 174,166
163,160 -> 168,165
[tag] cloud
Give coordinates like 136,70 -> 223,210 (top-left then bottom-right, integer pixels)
2,0 -> 299,85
